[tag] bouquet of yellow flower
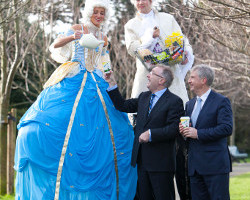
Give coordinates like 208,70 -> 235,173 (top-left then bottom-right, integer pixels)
136,31 -> 185,66
164,31 -> 184,65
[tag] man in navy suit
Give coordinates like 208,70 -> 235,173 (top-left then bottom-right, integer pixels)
105,65 -> 184,200
179,64 -> 233,200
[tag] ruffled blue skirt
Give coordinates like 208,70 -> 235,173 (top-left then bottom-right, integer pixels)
14,69 -> 137,200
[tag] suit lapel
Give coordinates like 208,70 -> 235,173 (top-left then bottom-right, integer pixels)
195,90 -> 216,127
145,90 -> 170,125
187,98 -> 196,117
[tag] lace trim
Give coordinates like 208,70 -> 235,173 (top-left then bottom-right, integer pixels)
85,21 -> 101,38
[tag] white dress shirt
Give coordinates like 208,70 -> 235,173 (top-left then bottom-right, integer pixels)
191,88 -> 211,115
148,88 -> 167,141
107,85 -> 167,142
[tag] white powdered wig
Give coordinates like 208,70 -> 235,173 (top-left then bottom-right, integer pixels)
81,0 -> 110,27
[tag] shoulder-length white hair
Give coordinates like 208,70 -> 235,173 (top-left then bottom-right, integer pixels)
81,0 -> 110,27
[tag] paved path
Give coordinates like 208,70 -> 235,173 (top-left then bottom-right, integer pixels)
230,162 -> 250,177
175,163 -> 250,199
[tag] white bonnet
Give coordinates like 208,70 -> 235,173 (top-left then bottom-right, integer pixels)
82,0 -> 110,26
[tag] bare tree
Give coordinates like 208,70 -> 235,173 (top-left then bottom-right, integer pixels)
108,0 -> 137,98
161,0 -> 250,148
11,0 -> 87,107
11,0 -> 61,105
0,0 -> 40,194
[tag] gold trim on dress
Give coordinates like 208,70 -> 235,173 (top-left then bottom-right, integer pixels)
54,71 -> 88,200
90,73 -> 119,200
43,62 -> 79,89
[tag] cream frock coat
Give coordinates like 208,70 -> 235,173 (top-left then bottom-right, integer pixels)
125,9 -> 194,105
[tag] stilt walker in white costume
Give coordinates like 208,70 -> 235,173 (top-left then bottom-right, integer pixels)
124,0 -> 194,199
125,0 -> 194,104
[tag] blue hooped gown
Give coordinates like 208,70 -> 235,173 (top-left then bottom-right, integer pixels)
14,28 -> 137,200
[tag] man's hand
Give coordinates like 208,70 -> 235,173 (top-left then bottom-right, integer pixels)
179,122 -> 184,134
139,130 -> 150,143
182,127 -> 198,139
181,52 -> 188,65
103,71 -> 117,87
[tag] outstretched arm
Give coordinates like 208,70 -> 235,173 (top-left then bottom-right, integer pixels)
104,71 -> 138,113
103,71 -> 117,88
53,24 -> 85,48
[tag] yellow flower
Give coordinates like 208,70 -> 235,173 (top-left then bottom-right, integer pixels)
165,31 -> 183,48
163,31 -> 184,64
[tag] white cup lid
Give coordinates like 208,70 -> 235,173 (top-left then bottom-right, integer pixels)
180,116 -> 190,119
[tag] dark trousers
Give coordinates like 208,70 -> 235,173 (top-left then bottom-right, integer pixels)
190,172 -> 230,200
175,135 -> 192,200
133,181 -> 139,200
137,166 -> 175,200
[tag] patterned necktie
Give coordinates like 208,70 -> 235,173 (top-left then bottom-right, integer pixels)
191,97 -> 202,127
148,94 -> 156,115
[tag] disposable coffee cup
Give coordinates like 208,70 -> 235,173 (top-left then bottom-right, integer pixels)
102,50 -> 112,74
180,116 -> 190,128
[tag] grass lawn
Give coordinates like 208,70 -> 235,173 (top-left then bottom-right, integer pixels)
230,172 -> 250,200
0,173 -> 250,200
0,194 -> 14,200
240,157 -> 250,163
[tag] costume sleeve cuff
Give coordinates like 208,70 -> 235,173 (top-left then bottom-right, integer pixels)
178,50 -> 195,79
107,84 -> 118,92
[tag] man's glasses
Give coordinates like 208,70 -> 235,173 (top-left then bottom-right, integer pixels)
150,71 -> 164,78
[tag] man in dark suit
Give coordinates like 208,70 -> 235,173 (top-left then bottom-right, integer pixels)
179,64 -> 233,200
105,65 -> 184,200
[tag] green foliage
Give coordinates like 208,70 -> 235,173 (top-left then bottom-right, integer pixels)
230,173 -> 250,200
244,157 -> 250,163
238,156 -> 250,164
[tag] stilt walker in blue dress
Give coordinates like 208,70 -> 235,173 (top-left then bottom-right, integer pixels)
14,0 -> 137,199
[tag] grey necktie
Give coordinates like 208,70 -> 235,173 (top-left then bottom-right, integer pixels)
191,97 -> 202,127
